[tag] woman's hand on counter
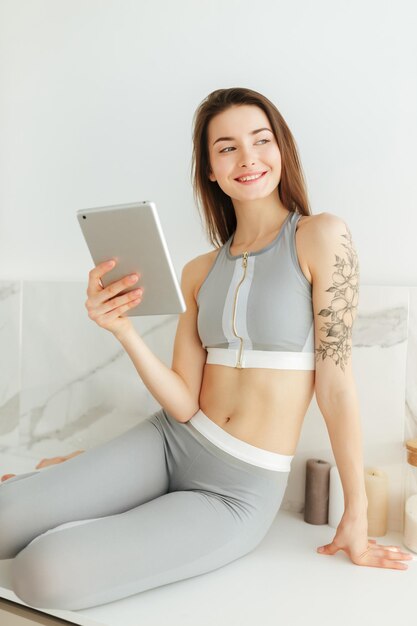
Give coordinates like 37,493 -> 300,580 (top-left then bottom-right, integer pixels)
316,514 -> 414,570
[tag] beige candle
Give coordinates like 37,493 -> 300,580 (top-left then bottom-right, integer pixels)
403,438 -> 417,553
364,467 -> 388,537
404,494 -> 417,553
328,465 -> 344,529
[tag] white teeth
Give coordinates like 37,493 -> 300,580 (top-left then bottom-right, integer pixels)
237,173 -> 264,182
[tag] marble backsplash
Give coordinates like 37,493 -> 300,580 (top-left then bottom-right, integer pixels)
0,282 -> 414,532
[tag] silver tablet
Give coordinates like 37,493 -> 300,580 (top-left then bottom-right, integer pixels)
76,201 -> 186,316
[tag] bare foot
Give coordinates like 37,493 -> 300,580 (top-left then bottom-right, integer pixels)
1,473 -> 16,482
35,449 -> 85,469
1,450 -> 85,481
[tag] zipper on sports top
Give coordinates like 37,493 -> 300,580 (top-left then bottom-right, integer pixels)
231,251 -> 249,368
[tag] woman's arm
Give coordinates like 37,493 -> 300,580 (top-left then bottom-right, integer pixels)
113,259 -> 206,423
308,213 -> 413,570
308,212 -> 366,513
114,325 -> 200,423
306,213 -> 412,569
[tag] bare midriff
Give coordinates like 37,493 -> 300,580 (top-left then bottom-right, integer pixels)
198,365 -> 315,455
195,213 -> 315,456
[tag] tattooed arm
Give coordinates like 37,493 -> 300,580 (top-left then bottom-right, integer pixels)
304,214 -> 413,568
307,212 -> 367,514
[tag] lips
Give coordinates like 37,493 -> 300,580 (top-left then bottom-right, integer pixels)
235,171 -> 268,183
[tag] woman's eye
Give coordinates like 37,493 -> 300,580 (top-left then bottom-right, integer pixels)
219,139 -> 270,153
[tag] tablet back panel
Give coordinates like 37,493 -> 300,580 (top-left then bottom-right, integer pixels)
77,201 -> 186,316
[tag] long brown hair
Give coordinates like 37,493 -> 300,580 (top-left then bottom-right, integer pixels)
191,87 -> 312,248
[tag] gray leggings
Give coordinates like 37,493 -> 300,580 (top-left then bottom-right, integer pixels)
0,408 -> 292,611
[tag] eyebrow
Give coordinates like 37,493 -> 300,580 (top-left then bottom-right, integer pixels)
212,128 -> 273,146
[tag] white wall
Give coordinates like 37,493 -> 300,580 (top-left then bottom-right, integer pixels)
0,0 -> 416,284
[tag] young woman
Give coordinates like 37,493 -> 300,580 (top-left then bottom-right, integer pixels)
0,87 -> 411,611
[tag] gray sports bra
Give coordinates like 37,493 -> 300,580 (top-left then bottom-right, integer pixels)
196,210 -> 315,370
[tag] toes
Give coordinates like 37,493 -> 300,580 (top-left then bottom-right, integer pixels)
1,474 -> 16,482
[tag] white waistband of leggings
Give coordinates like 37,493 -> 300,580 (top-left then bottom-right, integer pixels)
188,409 -> 293,472
206,347 -> 315,370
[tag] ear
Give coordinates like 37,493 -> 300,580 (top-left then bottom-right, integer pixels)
208,171 -> 216,182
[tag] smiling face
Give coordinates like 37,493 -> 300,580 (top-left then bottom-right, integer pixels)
207,105 -> 283,204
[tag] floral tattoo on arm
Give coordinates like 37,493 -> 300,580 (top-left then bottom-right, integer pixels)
315,224 -> 360,372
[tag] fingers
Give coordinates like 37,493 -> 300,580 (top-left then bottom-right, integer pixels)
365,544 -> 413,561
86,291 -> 143,329
87,260 -> 116,296
95,272 -> 140,306
365,539 -> 413,558
359,554 -> 409,570
353,542 -> 412,570
85,259 -> 143,316
90,285 -> 143,319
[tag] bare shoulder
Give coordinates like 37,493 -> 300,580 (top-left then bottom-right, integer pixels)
297,211 -> 350,252
296,212 -> 352,281
297,211 -> 347,236
183,247 -> 221,303
298,212 -> 357,280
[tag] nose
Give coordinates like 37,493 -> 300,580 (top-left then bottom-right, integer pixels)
239,146 -> 256,168
239,158 -> 256,168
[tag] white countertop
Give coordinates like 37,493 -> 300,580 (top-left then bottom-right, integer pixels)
0,507 -> 415,626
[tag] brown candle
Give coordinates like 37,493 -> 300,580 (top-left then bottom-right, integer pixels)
304,458 -> 331,525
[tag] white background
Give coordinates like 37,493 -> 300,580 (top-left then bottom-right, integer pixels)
0,0 -> 416,284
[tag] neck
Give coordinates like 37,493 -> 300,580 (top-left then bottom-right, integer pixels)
231,194 -> 290,247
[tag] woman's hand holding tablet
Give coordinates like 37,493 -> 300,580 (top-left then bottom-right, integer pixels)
85,259 -> 144,336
